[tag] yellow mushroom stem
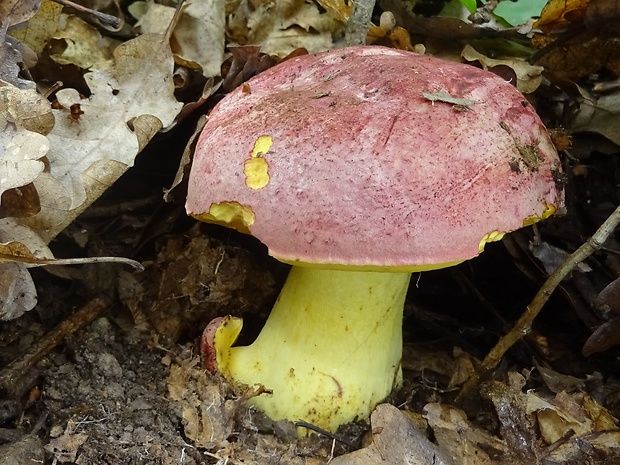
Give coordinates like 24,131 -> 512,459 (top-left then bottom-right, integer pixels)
212,266 -> 411,434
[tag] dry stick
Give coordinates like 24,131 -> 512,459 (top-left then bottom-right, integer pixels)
0,295 -> 111,397
52,0 -> 122,30
0,254 -> 144,270
457,205 -> 620,404
344,0 -> 376,46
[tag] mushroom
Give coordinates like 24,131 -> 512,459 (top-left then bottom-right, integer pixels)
186,46 -> 564,434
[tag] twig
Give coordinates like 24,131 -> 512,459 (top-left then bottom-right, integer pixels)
164,0 -> 188,43
294,420 -> 357,448
0,295 -> 111,397
457,205 -> 620,404
0,254 -> 144,270
52,0 -> 122,30
528,25 -> 586,65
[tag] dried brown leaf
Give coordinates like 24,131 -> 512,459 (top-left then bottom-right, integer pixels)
316,0 -> 352,22
597,276 -> 620,314
0,261 -> 37,320
0,83 -> 51,218
461,45 -> 544,94
424,403 -> 508,465
0,25 -> 35,89
571,87 -> 620,145
166,357 -> 234,449
331,404 -> 455,465
136,0 -> 226,77
171,0 -> 225,77
18,33 -> 182,243
533,0 -> 589,33
481,380 -> 540,463
228,0 -> 344,56
49,15 -> 116,70
0,121 -> 46,202
0,0 -> 41,27
8,0 -> 62,55
534,0 -> 620,32
582,317 -> 620,356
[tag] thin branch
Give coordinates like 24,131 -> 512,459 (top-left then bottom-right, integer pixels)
0,295 -> 111,397
457,205 -> 620,404
52,0 -> 122,31
0,254 -> 144,270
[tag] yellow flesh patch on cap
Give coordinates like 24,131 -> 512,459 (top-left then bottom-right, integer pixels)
244,135 -> 272,190
192,201 -> 255,234
478,230 -> 506,253
522,204 -> 557,227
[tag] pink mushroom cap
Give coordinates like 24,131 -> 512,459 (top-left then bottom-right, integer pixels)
186,46 -> 564,270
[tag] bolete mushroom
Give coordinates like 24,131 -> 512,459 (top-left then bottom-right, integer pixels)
186,46 -> 564,434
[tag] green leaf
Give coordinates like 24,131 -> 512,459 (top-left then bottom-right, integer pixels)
493,0 -> 547,26
459,0 -> 477,13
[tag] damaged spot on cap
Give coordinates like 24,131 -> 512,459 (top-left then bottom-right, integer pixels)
245,135 -> 273,189
523,204 -> 557,227
500,121 -> 542,172
516,142 -> 542,171
478,230 -> 506,253
192,201 -> 256,234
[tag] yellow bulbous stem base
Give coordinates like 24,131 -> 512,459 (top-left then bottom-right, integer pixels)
213,267 -> 410,434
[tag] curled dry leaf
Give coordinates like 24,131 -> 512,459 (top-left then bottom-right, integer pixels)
0,261 -> 37,320
7,0 -> 63,55
227,0 -> 345,56
170,0 -> 225,77
0,216 -> 142,319
461,45 -> 544,94
135,0 -> 225,78
0,217 -> 52,319
533,0 -> 589,32
0,82 -> 54,135
527,391 -> 616,443
164,115 -> 207,202
533,360 -> 587,394
570,86 -> 620,145
596,276 -> 620,314
315,0 -> 352,22
531,0 -> 620,82
0,0 -> 41,27
48,15 -> 116,70
534,0 -> 620,33
330,404 -> 455,465
0,24 -> 36,89
582,317 -> 620,356
530,240 -> 591,275
220,45 -> 279,93
526,390 -> 620,462
424,403 -> 509,465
